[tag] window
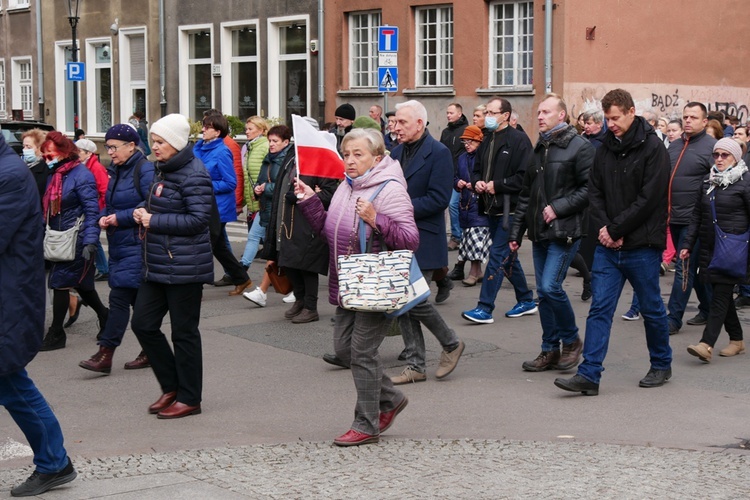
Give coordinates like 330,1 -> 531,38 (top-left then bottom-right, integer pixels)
86,39 -> 113,133
415,6 -> 453,87
8,0 -> 31,9
221,22 -> 260,121
12,57 -> 33,119
119,28 -> 148,123
55,42 -> 77,132
0,62 -> 6,119
490,1 -> 534,88
349,11 -> 380,88
179,27 -> 213,120
267,16 -> 309,125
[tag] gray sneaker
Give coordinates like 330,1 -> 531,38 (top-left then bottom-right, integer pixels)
435,340 -> 465,379
391,366 -> 427,385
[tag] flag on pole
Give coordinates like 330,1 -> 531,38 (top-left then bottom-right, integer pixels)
292,114 -> 345,180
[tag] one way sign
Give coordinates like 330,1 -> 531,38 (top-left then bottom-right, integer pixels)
378,67 -> 398,92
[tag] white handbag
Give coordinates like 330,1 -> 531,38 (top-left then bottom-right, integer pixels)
44,213 -> 85,262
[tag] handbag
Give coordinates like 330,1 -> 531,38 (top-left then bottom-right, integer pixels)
707,193 -> 750,280
44,211 -> 85,262
337,181 -> 430,314
265,261 -> 293,295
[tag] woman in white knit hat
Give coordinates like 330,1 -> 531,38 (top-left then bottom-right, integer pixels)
130,114 -> 215,419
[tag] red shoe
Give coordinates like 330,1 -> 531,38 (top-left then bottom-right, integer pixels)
157,401 -> 202,419
148,391 -> 177,414
333,429 -> 379,447
379,397 -> 409,433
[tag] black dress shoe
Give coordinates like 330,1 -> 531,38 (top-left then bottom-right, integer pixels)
554,374 -> 599,396
11,457 -> 76,496
639,368 -> 672,388
322,353 -> 350,369
64,299 -> 83,328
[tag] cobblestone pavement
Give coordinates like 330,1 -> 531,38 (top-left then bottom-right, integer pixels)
1,439 -> 748,499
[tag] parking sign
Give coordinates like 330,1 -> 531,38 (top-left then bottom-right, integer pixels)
67,62 -> 85,81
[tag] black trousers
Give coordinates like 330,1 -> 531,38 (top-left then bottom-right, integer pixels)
131,281 -> 204,406
284,267 -> 319,311
99,287 -> 138,349
701,282 -> 743,347
209,199 -> 249,285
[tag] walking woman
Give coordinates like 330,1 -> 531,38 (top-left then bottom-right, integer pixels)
682,138 -> 750,362
78,124 -> 155,374
40,132 -> 109,351
296,128 -> 419,446
239,116 -> 270,270
130,114 -> 214,419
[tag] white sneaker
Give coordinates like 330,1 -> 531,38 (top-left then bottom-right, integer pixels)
282,292 -> 296,304
243,287 -> 267,307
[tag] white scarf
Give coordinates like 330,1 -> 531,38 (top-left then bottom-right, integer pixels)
707,160 -> 748,194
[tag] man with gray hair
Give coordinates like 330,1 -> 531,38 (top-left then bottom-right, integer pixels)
389,99 -> 465,384
582,109 -> 607,148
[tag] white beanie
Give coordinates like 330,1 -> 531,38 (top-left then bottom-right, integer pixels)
75,138 -> 97,153
714,137 -> 743,164
150,113 -> 190,151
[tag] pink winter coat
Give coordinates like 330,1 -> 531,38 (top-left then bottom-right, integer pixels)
298,155 -> 419,305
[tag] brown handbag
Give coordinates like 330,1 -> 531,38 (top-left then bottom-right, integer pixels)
265,262 -> 293,294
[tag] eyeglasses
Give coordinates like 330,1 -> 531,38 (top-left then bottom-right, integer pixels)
712,152 -> 733,160
462,139 -> 480,145
485,110 -> 504,116
105,143 -> 130,152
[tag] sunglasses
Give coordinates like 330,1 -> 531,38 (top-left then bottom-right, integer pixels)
712,152 -> 733,160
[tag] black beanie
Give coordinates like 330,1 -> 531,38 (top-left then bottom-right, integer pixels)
335,103 -> 356,121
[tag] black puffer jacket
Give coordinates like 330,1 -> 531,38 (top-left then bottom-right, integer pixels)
589,117 -> 670,250
440,114 -> 469,166
510,125 -> 594,244
142,145 -> 214,285
667,129 -> 716,225
683,167 -> 750,284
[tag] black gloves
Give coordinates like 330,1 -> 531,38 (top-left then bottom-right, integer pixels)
285,191 -> 299,205
82,244 -> 97,261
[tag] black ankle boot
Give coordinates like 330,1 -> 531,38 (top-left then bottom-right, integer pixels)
447,262 -> 465,281
40,327 -> 66,351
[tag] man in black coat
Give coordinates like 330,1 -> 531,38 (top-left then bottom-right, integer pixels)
555,88 -> 673,396
0,133 -> 77,496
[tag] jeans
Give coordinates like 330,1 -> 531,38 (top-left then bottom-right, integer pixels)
701,283 -> 743,347
477,215 -> 533,312
577,246 -> 672,384
95,241 -> 108,274
98,287 -> 138,349
398,269 -> 460,372
532,239 -> 581,351
449,190 -> 461,241
131,281 -> 204,406
667,224 -> 711,328
241,215 -> 265,268
0,369 -> 69,474
738,284 -> 750,298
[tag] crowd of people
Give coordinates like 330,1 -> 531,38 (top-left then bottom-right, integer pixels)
2,88 -> 750,495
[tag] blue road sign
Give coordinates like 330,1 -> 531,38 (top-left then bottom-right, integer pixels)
378,67 -> 398,93
378,26 -> 398,53
67,62 -> 85,81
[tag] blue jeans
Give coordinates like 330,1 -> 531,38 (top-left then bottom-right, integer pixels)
577,246 -> 672,384
738,284 -> 750,298
532,239 -> 581,351
99,287 -> 138,349
241,215 -> 265,268
449,190 -> 461,241
667,224 -> 711,328
95,241 -> 108,274
0,369 -> 69,474
477,215 -> 533,312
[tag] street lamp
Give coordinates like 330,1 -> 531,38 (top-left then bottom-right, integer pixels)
67,0 -> 81,130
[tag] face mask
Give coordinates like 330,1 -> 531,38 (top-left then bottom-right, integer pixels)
46,158 -> 59,169
485,116 -> 499,131
22,148 -> 38,164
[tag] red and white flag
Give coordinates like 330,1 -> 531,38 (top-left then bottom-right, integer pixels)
292,114 -> 345,180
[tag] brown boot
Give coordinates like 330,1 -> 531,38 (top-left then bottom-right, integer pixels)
79,345 -> 115,374
687,342 -> 712,362
719,340 -> 746,357
228,278 -> 253,296
291,308 -> 320,324
557,337 -> 583,370
284,300 -> 305,319
522,350 -> 560,372
124,350 -> 151,370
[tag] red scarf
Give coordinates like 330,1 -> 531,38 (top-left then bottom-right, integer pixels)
43,159 -> 79,220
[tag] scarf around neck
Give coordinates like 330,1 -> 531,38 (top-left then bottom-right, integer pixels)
43,159 -> 79,219
707,160 -> 748,194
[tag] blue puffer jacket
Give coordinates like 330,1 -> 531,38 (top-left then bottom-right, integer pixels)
194,138 -> 237,223
47,159 -> 102,290
103,150 -> 155,289
0,136 -> 45,375
142,145 -> 214,285
454,150 -> 489,229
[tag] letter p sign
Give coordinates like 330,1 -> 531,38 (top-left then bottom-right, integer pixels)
67,62 -> 85,81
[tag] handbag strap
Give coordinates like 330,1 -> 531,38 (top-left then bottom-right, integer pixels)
358,180 -> 392,252
709,192 -> 718,224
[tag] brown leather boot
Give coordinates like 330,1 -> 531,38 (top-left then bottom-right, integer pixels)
284,300 -> 305,319
522,350 -> 560,372
557,337 -> 583,370
228,278 -> 253,296
79,345 -> 115,374
124,350 -> 151,370
291,308 -> 320,324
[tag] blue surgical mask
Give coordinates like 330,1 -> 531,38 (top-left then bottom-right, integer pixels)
46,158 -> 59,169
22,148 -> 38,164
485,116 -> 499,131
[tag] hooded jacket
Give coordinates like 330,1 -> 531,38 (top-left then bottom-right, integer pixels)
193,137 -> 237,223
298,155 -> 419,305
667,128 -> 716,225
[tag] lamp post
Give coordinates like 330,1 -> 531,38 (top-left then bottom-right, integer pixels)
67,0 -> 81,130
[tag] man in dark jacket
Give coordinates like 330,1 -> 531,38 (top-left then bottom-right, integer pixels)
555,88 -> 673,396
0,133 -> 77,496
665,102 -> 716,334
462,97 -> 536,324
581,109 -> 608,149
510,94 -> 594,373
441,103 -> 469,251
389,99 -> 465,385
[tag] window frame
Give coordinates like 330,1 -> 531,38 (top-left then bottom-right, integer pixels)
488,0 -> 534,90
178,24 -> 215,121
11,56 -> 33,120
7,0 -> 31,10
220,19 -> 261,135
118,26 -> 148,125
0,61 -> 6,120
85,37 -> 114,136
414,5 -> 454,88
348,10 -> 381,89
267,14 -> 310,123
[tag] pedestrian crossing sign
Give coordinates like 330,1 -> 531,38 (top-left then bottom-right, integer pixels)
378,67 -> 398,92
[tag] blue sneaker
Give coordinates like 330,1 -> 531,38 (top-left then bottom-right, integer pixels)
505,301 -> 538,318
621,309 -> 641,321
462,307 -> 494,324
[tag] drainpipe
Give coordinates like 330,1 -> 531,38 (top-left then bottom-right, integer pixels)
544,0 -> 553,93
159,0 -> 167,116
36,0 -> 44,120
317,0 -> 324,120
